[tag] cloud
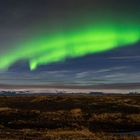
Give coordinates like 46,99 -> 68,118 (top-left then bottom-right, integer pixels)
108,55 -> 140,60
0,64 -> 139,86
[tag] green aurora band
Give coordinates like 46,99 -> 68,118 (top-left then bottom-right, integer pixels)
0,21 -> 140,71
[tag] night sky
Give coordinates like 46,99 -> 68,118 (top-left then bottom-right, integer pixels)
0,0 -> 140,89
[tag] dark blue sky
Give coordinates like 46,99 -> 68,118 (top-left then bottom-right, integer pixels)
0,43 -> 139,86
0,0 -> 140,86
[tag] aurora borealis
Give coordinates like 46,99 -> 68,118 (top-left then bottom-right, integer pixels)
0,21 -> 140,70
0,0 -> 140,88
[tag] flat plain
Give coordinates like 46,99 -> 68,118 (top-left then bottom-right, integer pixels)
0,95 -> 140,140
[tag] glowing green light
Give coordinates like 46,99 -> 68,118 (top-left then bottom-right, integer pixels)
0,22 -> 140,70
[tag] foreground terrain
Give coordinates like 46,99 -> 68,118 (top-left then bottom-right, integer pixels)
0,95 -> 140,139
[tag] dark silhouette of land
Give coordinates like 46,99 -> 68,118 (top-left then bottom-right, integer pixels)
0,94 -> 140,139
